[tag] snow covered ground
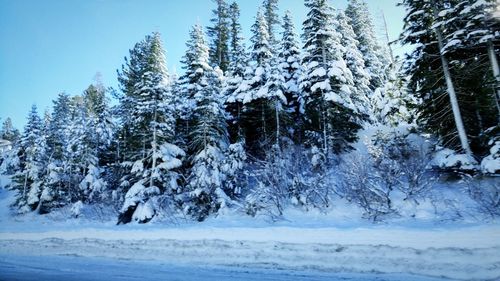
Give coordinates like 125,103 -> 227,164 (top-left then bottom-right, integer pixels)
1,178 -> 500,281
0,255 -> 450,281
1,226 -> 500,280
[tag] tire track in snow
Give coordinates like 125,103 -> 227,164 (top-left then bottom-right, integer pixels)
0,238 -> 499,280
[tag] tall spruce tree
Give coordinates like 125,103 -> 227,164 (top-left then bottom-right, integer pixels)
400,0 -> 497,157
300,0 -> 361,155
345,0 -> 387,90
11,105 -> 47,213
278,11 -> 303,142
1,117 -> 20,142
336,10 -> 372,118
262,0 -> 280,48
117,33 -> 184,224
207,0 -> 230,73
181,24 -> 237,221
225,2 -> 248,142
230,9 -> 274,155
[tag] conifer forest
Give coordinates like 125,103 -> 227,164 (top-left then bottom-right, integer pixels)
0,1 -> 500,279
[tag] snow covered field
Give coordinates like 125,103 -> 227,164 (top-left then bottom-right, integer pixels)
1,224 -> 500,280
1,181 -> 500,281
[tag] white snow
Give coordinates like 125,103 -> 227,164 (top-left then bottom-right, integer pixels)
0,226 -> 499,280
431,147 -> 478,170
481,141 -> 500,174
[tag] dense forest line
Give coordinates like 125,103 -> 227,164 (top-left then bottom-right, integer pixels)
0,0 -> 498,223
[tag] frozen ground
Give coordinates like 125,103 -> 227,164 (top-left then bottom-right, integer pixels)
0,255 -> 449,281
1,178 -> 500,281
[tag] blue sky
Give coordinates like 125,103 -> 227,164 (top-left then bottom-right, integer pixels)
0,0 -> 406,129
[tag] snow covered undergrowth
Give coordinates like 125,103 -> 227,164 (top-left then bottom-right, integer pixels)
0,188 -> 499,280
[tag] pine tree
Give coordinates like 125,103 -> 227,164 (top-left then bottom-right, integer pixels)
180,25 -> 237,220
446,0 -> 500,121
117,33 -> 184,224
300,0 -> 361,155
1,117 -> 20,142
11,105 -> 46,213
207,0 -> 230,73
225,1 -> 248,142
336,10 -> 371,118
278,11 -> 302,142
262,0 -> 280,48
345,0 -> 387,90
82,81 -> 115,165
227,2 -> 247,78
400,0 -> 497,157
230,9 -> 274,155
187,69 -> 230,221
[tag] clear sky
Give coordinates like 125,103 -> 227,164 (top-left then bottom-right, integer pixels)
0,0 -> 406,129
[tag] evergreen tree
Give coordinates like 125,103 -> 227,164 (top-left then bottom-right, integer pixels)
225,1 -> 248,142
400,0 -> 497,157
262,0 -> 280,48
230,9 -> 274,155
11,105 -> 46,213
207,0 -> 230,73
345,0 -> 387,90
117,32 -> 184,224
227,2 -> 247,78
187,69 -> 230,221
278,11 -> 303,142
82,81 -> 115,165
1,117 -> 20,142
336,10 -> 371,118
300,0 -> 361,155
181,25 -> 239,220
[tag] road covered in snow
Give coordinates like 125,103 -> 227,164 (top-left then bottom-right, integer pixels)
1,226 -> 499,280
0,254 -> 450,281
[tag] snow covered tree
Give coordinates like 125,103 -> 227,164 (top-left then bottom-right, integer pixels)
224,1 -> 248,142
187,69 -> 231,221
46,93 -> 72,161
227,2 -> 247,78
335,10 -> 371,120
262,0 -> 280,48
117,32 -> 185,224
400,0 -> 498,158
180,24 -> 241,220
230,9 -> 275,155
371,64 -> 416,126
207,0 -> 230,73
278,11 -> 303,143
177,24 -> 214,149
444,0 -> 500,148
11,105 -> 47,213
345,0 -> 388,90
82,81 -> 115,168
1,117 -> 20,142
300,0 -> 361,155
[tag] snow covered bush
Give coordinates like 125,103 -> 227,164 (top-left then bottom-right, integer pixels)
337,152 -> 394,221
338,130 -> 436,221
467,177 -> 500,218
481,139 -> 500,174
431,147 -> 478,172
245,146 -> 330,220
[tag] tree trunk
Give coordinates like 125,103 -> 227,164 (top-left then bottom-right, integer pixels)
487,40 -> 500,122
150,106 -> 158,189
433,8 -> 473,156
275,100 -> 280,148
